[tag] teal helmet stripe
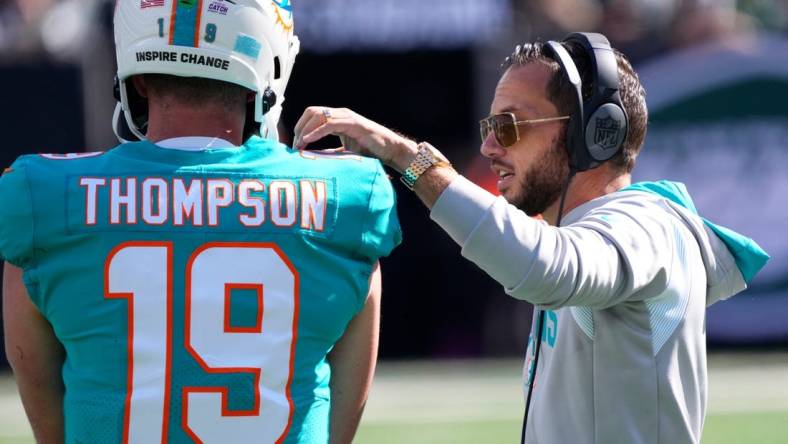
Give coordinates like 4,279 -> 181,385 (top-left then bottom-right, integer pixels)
170,0 -> 203,47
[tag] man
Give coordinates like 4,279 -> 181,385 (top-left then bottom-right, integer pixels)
1,1 -> 400,443
292,33 -> 769,443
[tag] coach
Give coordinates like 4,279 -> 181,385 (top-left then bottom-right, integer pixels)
294,33 -> 768,444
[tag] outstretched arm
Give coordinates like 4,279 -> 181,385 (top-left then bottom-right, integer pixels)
292,107 -> 676,310
327,261 -> 382,444
3,262 -> 65,444
293,107 -> 458,209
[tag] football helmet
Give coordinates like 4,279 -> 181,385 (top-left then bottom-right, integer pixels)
113,0 -> 300,141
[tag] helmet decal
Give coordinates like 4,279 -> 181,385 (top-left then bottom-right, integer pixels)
141,0 -> 166,9
206,0 -> 230,15
272,0 -> 293,31
234,34 -> 262,60
170,0 -> 203,47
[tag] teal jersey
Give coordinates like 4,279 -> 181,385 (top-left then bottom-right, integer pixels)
0,138 -> 401,444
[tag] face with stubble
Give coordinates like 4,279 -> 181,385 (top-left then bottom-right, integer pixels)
480,63 -> 570,216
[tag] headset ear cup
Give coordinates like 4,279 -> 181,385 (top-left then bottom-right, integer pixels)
584,103 -> 628,162
555,32 -> 629,171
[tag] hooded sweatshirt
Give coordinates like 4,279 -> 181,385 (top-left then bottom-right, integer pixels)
430,176 -> 769,444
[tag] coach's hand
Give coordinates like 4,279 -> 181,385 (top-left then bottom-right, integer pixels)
293,107 -> 418,173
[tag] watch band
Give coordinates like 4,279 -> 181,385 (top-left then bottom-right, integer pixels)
400,142 -> 444,190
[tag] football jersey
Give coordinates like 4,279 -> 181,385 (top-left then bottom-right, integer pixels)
0,137 -> 402,443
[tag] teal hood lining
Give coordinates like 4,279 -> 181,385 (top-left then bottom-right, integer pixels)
622,181 -> 769,284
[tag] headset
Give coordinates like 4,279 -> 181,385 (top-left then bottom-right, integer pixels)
520,32 -> 629,444
544,32 -> 629,172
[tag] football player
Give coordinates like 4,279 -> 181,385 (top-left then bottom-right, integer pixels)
1,1 -> 401,443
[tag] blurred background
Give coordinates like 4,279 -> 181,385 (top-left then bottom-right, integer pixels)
0,0 -> 787,443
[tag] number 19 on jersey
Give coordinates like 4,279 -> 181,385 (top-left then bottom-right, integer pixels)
105,242 -> 299,444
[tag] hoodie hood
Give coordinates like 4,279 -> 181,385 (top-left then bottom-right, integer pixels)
623,181 -> 770,305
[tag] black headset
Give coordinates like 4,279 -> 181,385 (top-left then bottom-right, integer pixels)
520,32 -> 630,444
544,32 -> 629,172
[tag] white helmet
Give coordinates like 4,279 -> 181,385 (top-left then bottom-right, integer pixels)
113,0 -> 300,141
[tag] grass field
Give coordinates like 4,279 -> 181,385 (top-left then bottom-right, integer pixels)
2,352 -> 787,443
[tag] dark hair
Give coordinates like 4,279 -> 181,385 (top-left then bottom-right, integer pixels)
143,74 -> 249,112
501,41 -> 648,173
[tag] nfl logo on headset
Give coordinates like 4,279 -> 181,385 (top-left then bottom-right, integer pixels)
141,0 -> 165,8
594,116 -> 621,150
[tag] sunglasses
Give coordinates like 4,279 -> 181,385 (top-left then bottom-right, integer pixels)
479,112 -> 570,147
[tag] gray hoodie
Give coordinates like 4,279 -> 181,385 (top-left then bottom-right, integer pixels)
430,177 -> 769,444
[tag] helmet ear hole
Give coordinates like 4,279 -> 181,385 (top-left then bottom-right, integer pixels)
274,57 -> 282,80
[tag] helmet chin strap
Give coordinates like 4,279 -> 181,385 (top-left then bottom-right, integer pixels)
242,86 -> 279,143
118,80 -> 148,141
112,102 -> 147,144
261,107 -> 282,142
112,103 -> 133,144
115,82 -> 279,145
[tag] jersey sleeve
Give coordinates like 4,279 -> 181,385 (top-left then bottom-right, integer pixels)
357,162 -> 402,261
0,157 -> 35,269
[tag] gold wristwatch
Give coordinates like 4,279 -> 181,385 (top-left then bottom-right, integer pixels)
400,142 -> 451,190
